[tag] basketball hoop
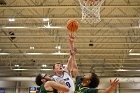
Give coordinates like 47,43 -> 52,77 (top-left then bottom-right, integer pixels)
78,0 -> 105,24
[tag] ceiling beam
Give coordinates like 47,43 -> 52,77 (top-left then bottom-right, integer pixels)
0,66 -> 140,69
0,17 -> 140,20
0,53 -> 138,55
1,35 -> 140,38
0,5 -> 140,9
0,42 -> 140,44
0,26 -> 139,29
1,58 -> 140,60
1,48 -> 140,50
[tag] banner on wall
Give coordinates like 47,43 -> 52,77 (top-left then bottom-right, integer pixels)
29,87 -> 36,93
0,88 -> 5,93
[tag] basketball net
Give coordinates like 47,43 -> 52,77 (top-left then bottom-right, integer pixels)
78,0 -> 105,24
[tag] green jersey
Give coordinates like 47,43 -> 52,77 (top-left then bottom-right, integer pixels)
75,76 -> 98,93
39,84 -> 57,93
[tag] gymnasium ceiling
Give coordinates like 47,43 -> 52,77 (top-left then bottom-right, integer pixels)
0,0 -> 140,77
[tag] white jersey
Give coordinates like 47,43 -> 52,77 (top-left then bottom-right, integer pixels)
52,72 -> 75,93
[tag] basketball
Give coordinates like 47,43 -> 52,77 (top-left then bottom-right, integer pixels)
66,19 -> 78,32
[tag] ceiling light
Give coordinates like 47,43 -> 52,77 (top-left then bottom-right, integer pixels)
43,25 -> 63,28
30,47 -> 34,50
40,69 -> 52,71
43,18 -> 49,21
51,52 -> 69,55
3,26 -> 27,28
115,69 -> 140,72
115,69 -> 129,71
63,64 -> 67,67
2,26 -> 63,29
25,52 -> 69,55
12,68 -> 52,71
25,53 -> 43,55
42,64 -> 47,67
14,65 -> 19,67
129,49 -> 132,52
129,53 -> 140,55
55,45 -> 61,49
38,26 -> 63,28
57,46 -> 61,49
12,69 -> 28,71
0,52 -> 69,55
9,18 -> 15,22
0,53 -> 10,55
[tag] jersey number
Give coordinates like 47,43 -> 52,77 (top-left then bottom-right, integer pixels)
66,82 -> 71,88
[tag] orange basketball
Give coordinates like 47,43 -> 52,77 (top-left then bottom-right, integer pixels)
66,19 -> 78,32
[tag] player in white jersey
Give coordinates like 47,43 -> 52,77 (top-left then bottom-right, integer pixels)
52,67 -> 75,93
51,34 -> 79,93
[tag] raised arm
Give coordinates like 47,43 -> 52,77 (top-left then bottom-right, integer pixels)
67,34 -> 79,77
70,48 -> 79,78
69,33 -> 75,51
65,34 -> 75,72
98,78 -> 119,93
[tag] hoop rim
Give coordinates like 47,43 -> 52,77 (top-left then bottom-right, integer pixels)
78,0 -> 105,5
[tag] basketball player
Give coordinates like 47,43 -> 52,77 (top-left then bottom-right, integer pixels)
51,34 -> 79,93
35,73 -> 69,93
75,72 -> 119,93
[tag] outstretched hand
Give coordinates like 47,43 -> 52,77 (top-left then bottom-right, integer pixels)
97,78 -> 119,93
110,78 -> 119,89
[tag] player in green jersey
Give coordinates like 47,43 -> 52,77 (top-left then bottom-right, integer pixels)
35,73 -> 69,93
75,73 -> 119,93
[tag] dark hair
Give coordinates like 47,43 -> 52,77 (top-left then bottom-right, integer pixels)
89,73 -> 100,88
53,62 -> 63,69
35,73 -> 43,86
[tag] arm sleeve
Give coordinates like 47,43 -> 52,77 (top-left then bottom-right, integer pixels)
75,76 -> 82,90
86,88 -> 98,93
76,76 -> 82,83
